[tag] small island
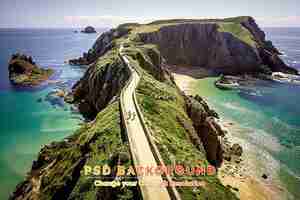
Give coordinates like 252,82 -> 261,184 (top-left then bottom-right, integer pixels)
8,53 -> 54,86
81,26 -> 97,34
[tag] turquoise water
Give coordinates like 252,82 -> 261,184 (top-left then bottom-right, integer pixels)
0,28 -> 103,199
193,28 -> 300,199
194,78 -> 300,198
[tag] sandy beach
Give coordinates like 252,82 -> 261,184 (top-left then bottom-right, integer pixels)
170,67 -> 290,200
218,120 -> 288,200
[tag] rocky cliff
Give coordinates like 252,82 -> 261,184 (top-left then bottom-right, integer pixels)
185,95 -> 224,167
136,17 -> 298,75
69,50 -> 131,119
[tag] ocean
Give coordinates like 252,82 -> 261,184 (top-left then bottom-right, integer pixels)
194,27 -> 300,199
0,28 -> 104,199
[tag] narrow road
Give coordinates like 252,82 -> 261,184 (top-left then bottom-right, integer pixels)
119,45 -> 172,200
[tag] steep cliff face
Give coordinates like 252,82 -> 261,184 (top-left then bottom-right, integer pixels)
185,95 -> 224,167
70,50 -> 130,119
138,23 -> 259,74
137,17 -> 298,74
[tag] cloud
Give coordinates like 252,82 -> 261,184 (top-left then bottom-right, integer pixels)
256,16 -> 300,27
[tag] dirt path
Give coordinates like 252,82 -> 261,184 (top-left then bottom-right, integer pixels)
119,45 -> 171,200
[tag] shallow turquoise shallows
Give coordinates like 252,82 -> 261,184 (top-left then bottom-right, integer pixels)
194,77 -> 300,198
193,27 -> 300,199
0,28 -> 103,200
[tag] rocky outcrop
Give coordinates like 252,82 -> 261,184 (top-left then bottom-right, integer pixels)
8,53 -> 54,86
138,17 -> 298,75
69,51 -> 130,119
81,26 -> 97,33
185,95 -> 224,167
70,26 -> 131,65
223,143 -> 243,163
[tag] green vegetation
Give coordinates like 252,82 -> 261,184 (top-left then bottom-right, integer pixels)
218,23 -> 255,47
70,102 -> 139,199
125,44 -> 238,199
36,102 -> 140,200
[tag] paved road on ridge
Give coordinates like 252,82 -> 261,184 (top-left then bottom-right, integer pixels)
119,45 -> 171,200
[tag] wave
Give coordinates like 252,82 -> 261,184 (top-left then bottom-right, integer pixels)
271,116 -> 300,131
225,125 -> 281,179
40,127 -> 80,133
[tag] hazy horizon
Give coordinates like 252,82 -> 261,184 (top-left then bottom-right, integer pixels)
1,0 -> 299,28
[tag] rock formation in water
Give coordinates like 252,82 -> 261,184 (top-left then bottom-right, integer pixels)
81,26 -> 97,34
8,53 -> 54,86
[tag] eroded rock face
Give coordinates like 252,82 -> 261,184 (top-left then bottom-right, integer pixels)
185,95 -> 224,167
8,53 -> 54,86
138,17 -> 298,75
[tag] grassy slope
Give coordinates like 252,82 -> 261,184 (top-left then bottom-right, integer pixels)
218,23 -> 255,47
123,44 -> 238,199
68,102 -> 140,200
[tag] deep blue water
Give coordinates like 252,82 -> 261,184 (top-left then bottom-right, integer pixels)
0,28 -> 105,199
264,27 -> 300,71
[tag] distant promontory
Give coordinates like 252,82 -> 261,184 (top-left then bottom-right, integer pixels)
81,26 -> 97,34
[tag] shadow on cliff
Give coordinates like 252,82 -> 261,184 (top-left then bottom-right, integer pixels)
165,31 -> 263,79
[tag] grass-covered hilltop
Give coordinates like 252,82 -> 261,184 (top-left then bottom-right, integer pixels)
10,16 -> 297,200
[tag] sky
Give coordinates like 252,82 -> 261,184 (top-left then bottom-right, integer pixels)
0,0 -> 299,28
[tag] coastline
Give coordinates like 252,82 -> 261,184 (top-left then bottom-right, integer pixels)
171,70 -> 290,200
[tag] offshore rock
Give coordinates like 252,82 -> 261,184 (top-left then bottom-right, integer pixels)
81,26 -> 97,33
8,53 -> 54,86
